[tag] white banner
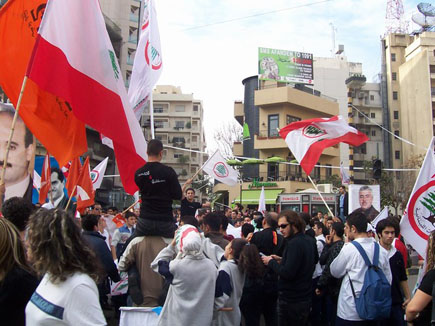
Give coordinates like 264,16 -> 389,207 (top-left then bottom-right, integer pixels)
91,157 -> 108,190
400,137 -> 435,258
202,151 -> 239,186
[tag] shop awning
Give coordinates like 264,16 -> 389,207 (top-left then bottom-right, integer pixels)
234,189 -> 283,205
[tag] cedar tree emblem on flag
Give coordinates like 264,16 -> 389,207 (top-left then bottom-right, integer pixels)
303,124 -> 326,138
213,162 -> 229,178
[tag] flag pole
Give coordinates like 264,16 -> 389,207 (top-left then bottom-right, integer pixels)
0,76 -> 28,188
122,198 -> 141,215
307,175 -> 335,217
65,185 -> 77,211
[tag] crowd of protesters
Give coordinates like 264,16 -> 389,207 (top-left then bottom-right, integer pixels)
0,139 -> 434,326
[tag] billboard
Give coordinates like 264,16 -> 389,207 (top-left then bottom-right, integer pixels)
348,184 -> 381,222
258,47 -> 314,85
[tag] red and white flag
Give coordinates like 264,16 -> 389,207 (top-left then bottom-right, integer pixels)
38,154 -> 51,205
26,0 -> 147,194
400,137 -> 435,258
128,0 -> 163,120
279,116 -> 368,175
91,157 -> 108,190
75,157 -> 95,211
65,157 -> 81,198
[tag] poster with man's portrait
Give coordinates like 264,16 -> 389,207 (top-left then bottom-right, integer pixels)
0,103 -> 36,203
348,184 -> 381,222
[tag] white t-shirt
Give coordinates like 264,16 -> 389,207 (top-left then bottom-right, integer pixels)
26,272 -> 106,326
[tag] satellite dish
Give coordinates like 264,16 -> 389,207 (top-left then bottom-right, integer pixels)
417,3 -> 435,17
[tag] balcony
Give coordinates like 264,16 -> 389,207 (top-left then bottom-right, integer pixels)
130,13 -> 139,23
255,130 -> 286,150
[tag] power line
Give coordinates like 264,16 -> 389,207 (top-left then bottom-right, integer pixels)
183,0 -> 334,31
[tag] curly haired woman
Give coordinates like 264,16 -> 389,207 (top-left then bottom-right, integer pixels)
0,218 -> 38,326
25,209 -> 106,325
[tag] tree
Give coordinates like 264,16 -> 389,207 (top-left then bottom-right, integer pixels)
318,174 -> 342,188
213,120 -> 243,158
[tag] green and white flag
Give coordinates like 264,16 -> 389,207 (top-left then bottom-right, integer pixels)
202,150 -> 239,186
243,122 -> 250,140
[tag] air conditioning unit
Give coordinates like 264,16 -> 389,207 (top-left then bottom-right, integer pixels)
317,184 -> 333,193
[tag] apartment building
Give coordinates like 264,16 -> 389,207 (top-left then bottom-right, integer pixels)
214,76 -> 340,207
142,85 -> 207,184
382,31 -> 435,167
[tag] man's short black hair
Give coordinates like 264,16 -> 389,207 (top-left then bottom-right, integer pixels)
219,212 -> 229,231
2,196 -> 34,231
125,211 -> 136,219
346,212 -> 368,233
51,167 -> 64,182
264,213 -> 278,229
376,218 -> 397,237
81,214 -> 100,232
203,212 -> 221,232
241,223 -> 255,238
185,187 -> 195,194
314,221 -> 328,236
147,139 -> 163,156
180,215 -> 199,229
331,221 -> 344,238
107,206 -> 118,212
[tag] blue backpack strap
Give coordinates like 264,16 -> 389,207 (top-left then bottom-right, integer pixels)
351,241 -> 372,267
372,242 -> 380,267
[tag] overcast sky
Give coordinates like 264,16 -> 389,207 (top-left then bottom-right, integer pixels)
155,0 -> 422,152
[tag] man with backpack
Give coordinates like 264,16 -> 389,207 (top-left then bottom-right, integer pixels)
330,212 -> 392,325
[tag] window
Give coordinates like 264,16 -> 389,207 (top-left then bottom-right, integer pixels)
394,130 -> 400,137
391,53 -> 396,62
311,166 -> 321,180
370,95 -> 375,101
127,48 -> 135,65
174,153 -> 183,159
175,121 -> 185,129
371,130 -> 376,136
394,111 -> 399,119
172,137 -> 185,143
325,164 -> 332,177
267,163 -> 279,181
392,72 -> 397,81
154,106 -> 164,113
125,70 -> 131,87
154,120 -> 165,128
393,91 -> 398,100
268,114 -> 279,137
193,105 -> 199,112
175,105 -> 185,112
370,112 -> 375,118
395,151 -> 400,160
286,115 -> 301,125
128,26 -> 138,44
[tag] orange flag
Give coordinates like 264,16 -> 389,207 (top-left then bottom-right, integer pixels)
75,157 -> 94,211
65,157 -> 81,198
0,0 -> 87,167
38,153 -> 51,204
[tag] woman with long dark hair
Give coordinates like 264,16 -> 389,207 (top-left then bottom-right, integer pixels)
0,218 -> 38,326
214,238 -> 264,325
25,209 -> 106,325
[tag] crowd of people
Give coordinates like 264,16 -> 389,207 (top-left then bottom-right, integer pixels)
1,139 -> 434,326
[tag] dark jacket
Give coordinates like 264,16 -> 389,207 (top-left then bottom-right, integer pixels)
268,232 -> 318,303
82,231 -> 120,282
0,266 -> 39,326
352,205 -> 379,222
317,239 -> 344,299
337,192 -> 348,217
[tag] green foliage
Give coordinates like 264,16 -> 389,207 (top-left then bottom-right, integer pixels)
318,174 -> 342,188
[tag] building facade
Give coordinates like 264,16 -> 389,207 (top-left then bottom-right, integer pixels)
215,77 -> 340,209
143,85 -> 207,185
382,31 -> 435,167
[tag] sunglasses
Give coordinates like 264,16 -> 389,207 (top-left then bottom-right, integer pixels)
279,223 -> 289,229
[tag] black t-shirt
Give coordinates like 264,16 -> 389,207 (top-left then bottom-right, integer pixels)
180,198 -> 202,217
415,269 -> 435,326
135,162 -> 182,221
389,250 -> 407,305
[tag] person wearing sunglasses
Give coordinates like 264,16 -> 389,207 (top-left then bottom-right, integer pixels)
261,210 -> 318,326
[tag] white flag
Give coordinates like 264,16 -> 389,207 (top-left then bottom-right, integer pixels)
128,0 -> 163,120
370,207 -> 389,228
202,151 -> 239,186
340,162 -> 350,185
258,186 -> 266,214
400,137 -> 435,258
91,157 -> 109,190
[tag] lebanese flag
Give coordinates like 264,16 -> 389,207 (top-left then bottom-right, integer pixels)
279,116 -> 368,175
0,0 -> 87,167
38,154 -> 51,205
65,157 -> 81,198
25,0 -> 147,194
75,157 -> 95,211
128,0 -> 163,120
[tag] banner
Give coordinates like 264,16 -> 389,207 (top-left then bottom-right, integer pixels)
348,184 -> 381,222
202,150 -> 239,186
258,47 -> 313,85
91,157 -> 108,190
401,137 -> 435,258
